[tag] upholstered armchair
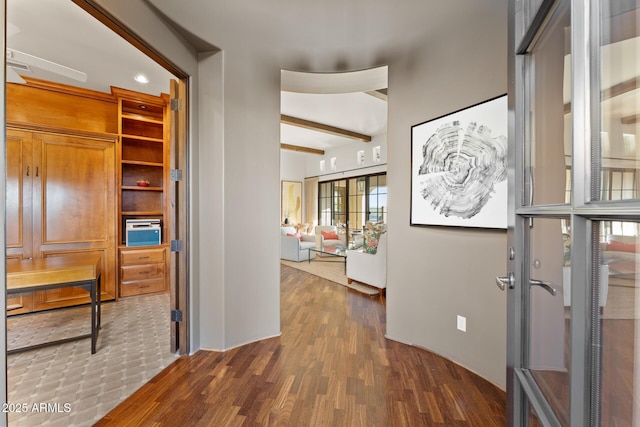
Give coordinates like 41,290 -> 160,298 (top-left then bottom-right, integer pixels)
315,225 -> 347,250
281,226 -> 316,262
346,232 -> 387,291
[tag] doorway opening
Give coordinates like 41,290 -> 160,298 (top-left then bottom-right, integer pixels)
278,67 -> 388,294
5,0 -> 190,423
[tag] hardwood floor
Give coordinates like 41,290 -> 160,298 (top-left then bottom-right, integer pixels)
96,265 -> 506,426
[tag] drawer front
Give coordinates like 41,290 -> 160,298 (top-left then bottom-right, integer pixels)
120,278 -> 166,297
120,247 -> 165,265
121,263 -> 165,282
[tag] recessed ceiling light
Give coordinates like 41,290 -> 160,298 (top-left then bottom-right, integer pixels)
134,74 -> 149,84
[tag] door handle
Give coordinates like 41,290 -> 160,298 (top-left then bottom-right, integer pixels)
496,272 -> 515,291
529,279 -> 557,296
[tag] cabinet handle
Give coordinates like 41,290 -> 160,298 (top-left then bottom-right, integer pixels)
26,166 -> 29,176
138,256 -> 150,260
138,270 -> 152,275
35,167 -> 39,177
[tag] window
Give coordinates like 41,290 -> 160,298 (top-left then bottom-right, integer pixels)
318,173 -> 387,243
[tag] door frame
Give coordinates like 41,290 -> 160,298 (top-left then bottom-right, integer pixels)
71,0 -> 191,355
0,1 -> 7,423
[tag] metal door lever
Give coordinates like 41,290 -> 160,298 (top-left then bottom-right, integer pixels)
496,272 -> 515,290
529,279 -> 557,296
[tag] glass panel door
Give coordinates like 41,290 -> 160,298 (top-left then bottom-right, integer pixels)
509,0 -> 575,425
595,1 -> 640,425
368,174 -> 387,223
525,1 -> 572,207
333,180 -> 347,231
509,0 -> 640,426
519,2 -> 573,424
318,174 -> 387,246
348,177 -> 366,244
527,218 -> 571,426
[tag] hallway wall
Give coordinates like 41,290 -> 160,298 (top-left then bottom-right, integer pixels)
92,0 -> 508,387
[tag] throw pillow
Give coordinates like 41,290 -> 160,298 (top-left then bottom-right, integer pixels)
321,231 -> 339,240
607,240 -> 639,253
362,221 -> 386,254
287,233 -> 302,241
363,230 -> 380,254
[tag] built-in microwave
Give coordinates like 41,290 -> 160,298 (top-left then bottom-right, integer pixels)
125,219 -> 161,247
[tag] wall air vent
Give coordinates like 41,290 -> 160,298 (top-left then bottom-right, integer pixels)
7,60 -> 31,72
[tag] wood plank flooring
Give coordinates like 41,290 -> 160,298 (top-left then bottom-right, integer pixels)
96,265 -> 506,426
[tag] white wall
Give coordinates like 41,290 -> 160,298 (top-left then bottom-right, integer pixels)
384,14 -> 508,387
306,134 -> 387,180
94,0 -> 284,352
196,51 -> 226,350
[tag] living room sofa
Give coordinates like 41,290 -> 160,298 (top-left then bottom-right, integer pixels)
315,225 -> 347,250
281,226 -> 316,262
346,230 -> 387,291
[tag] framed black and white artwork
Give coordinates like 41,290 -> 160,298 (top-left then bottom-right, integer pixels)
410,95 -> 508,229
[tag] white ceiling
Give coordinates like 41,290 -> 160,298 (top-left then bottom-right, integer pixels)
7,0 -> 173,97
6,0 -> 388,154
281,90 -> 387,152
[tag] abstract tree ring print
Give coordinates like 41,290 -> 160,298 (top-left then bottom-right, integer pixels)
411,95 -> 507,229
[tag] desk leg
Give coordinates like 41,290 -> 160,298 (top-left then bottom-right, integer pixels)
91,273 -> 102,354
90,279 -> 96,354
97,273 -> 102,331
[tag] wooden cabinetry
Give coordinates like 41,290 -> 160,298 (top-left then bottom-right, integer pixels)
119,246 -> 168,297
114,88 -> 170,297
6,127 -> 117,313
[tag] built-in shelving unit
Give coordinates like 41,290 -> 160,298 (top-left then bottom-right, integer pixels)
113,88 -> 170,298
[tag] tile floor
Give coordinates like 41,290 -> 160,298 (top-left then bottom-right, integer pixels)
7,293 -> 178,426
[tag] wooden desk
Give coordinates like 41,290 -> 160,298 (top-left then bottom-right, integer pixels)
7,254 -> 102,354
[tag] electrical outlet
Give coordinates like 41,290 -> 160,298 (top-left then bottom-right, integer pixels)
457,315 -> 466,332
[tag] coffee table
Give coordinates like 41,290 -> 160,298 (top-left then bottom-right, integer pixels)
308,243 -> 362,274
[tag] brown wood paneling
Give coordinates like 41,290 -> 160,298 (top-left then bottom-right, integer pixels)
118,245 -> 168,298
169,78 -> 187,354
121,190 -> 162,213
5,130 -> 32,259
122,164 -> 163,187
4,80 -> 178,316
121,263 -> 165,282
6,295 -> 33,315
7,82 -> 117,135
119,278 -> 166,297
120,247 -> 165,264
121,138 -> 164,163
5,128 -> 117,313
38,133 -> 115,244
122,117 -> 163,139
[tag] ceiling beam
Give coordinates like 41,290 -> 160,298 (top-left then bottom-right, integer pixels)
365,89 -> 388,102
281,114 -> 372,142
280,143 -> 325,155
621,114 -> 639,125
564,77 -> 639,114
603,78 -> 638,101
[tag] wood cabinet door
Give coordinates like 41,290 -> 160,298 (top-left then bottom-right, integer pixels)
6,130 -> 36,315
6,129 -> 33,261
31,132 -> 116,310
